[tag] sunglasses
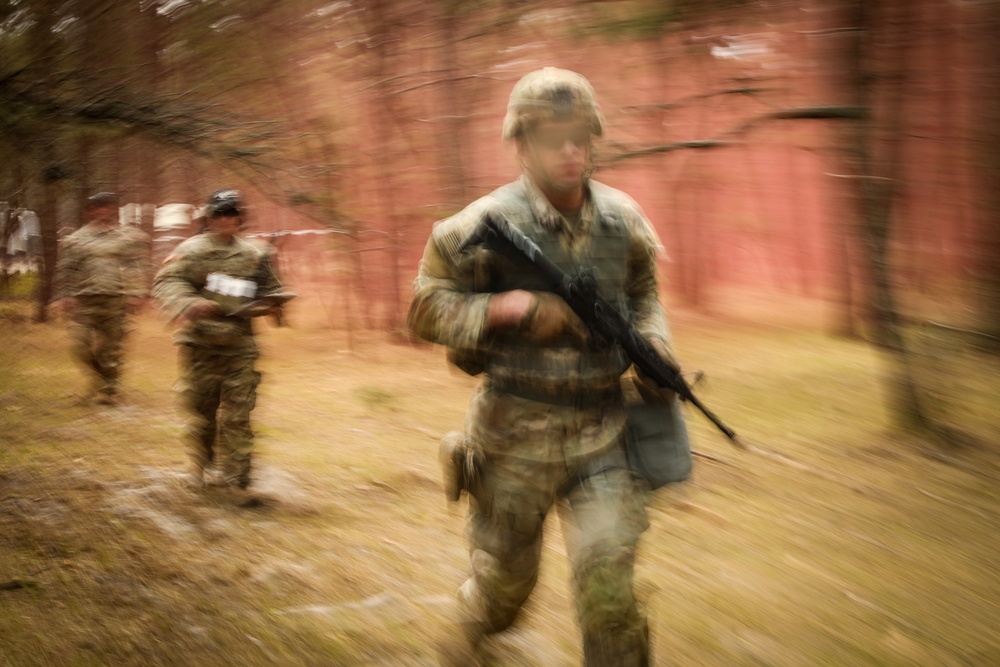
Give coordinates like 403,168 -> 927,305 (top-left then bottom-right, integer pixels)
531,127 -> 591,150
213,208 -> 241,218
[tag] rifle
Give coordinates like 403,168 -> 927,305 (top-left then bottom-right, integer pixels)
461,213 -> 740,444
225,256 -> 296,325
225,291 -> 297,321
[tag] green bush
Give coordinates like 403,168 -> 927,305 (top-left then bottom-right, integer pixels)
1,271 -> 40,300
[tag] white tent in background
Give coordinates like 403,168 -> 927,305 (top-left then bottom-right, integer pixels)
154,203 -> 196,231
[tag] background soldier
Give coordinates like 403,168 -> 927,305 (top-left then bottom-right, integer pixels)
53,192 -> 150,405
152,189 -> 286,502
408,68 -> 679,666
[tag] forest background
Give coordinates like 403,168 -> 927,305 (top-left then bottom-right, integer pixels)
1,1 -> 999,665
3,0 -> 999,432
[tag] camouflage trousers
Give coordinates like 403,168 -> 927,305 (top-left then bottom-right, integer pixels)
459,441 -> 650,666
69,295 -> 128,397
178,346 -> 260,487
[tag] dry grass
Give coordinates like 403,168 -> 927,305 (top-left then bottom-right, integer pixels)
1,298 -> 999,666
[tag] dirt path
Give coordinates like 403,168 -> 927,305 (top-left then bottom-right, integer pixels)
2,307 -> 999,666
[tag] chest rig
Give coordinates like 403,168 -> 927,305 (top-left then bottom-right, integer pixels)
473,181 -> 635,401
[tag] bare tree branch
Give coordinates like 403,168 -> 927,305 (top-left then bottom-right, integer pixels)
621,86 -> 779,114
605,105 -> 865,163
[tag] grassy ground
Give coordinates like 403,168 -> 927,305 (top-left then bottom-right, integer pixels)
1,297 -> 999,666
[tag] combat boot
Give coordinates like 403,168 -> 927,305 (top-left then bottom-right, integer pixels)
436,583 -> 489,666
225,484 -> 265,508
184,461 -> 207,489
95,391 -> 119,406
184,450 -> 217,489
73,389 -> 98,406
582,622 -> 650,667
202,466 -> 227,487
220,461 -> 270,508
436,621 -> 482,667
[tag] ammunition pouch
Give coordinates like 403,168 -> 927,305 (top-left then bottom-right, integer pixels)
438,431 -> 484,502
625,391 -> 692,490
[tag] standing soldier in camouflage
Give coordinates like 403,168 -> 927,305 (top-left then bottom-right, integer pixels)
409,68 -> 680,666
53,192 -> 151,405
153,189 -> 287,501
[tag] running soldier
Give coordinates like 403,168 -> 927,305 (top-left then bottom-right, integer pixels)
53,192 -> 150,405
409,68 -> 680,666
153,189 -> 288,502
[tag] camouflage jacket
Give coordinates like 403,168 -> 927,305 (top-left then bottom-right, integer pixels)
408,176 -> 672,462
152,233 -> 281,355
53,223 -> 151,300
409,175 -> 671,367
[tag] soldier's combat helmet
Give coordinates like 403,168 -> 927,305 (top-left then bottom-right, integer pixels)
206,188 -> 244,217
501,67 -> 605,141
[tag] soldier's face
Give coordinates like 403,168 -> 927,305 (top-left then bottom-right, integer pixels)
521,120 -> 591,193
207,212 -> 242,239
89,204 -> 117,225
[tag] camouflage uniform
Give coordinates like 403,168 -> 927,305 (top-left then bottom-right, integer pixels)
152,233 -> 280,488
54,221 -> 150,399
409,172 -> 671,665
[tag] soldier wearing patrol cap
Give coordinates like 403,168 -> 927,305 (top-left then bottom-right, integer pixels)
409,68 -> 682,665
153,189 -> 288,502
53,192 -> 151,405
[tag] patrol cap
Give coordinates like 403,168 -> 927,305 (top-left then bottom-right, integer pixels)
206,188 -> 243,216
86,192 -> 119,208
502,67 -> 605,141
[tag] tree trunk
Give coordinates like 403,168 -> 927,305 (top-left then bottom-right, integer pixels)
367,0 -> 405,334
137,1 -> 164,243
34,157 -> 61,323
438,1 -> 468,208
975,1 -> 1000,347
845,0 -> 931,431
673,40 -> 714,309
29,0 -> 60,322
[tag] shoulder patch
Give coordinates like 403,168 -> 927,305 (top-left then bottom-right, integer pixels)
433,196 -> 497,260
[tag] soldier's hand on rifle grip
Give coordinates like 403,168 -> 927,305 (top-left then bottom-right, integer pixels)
486,289 -> 535,330
525,292 -> 590,344
487,290 -> 589,344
